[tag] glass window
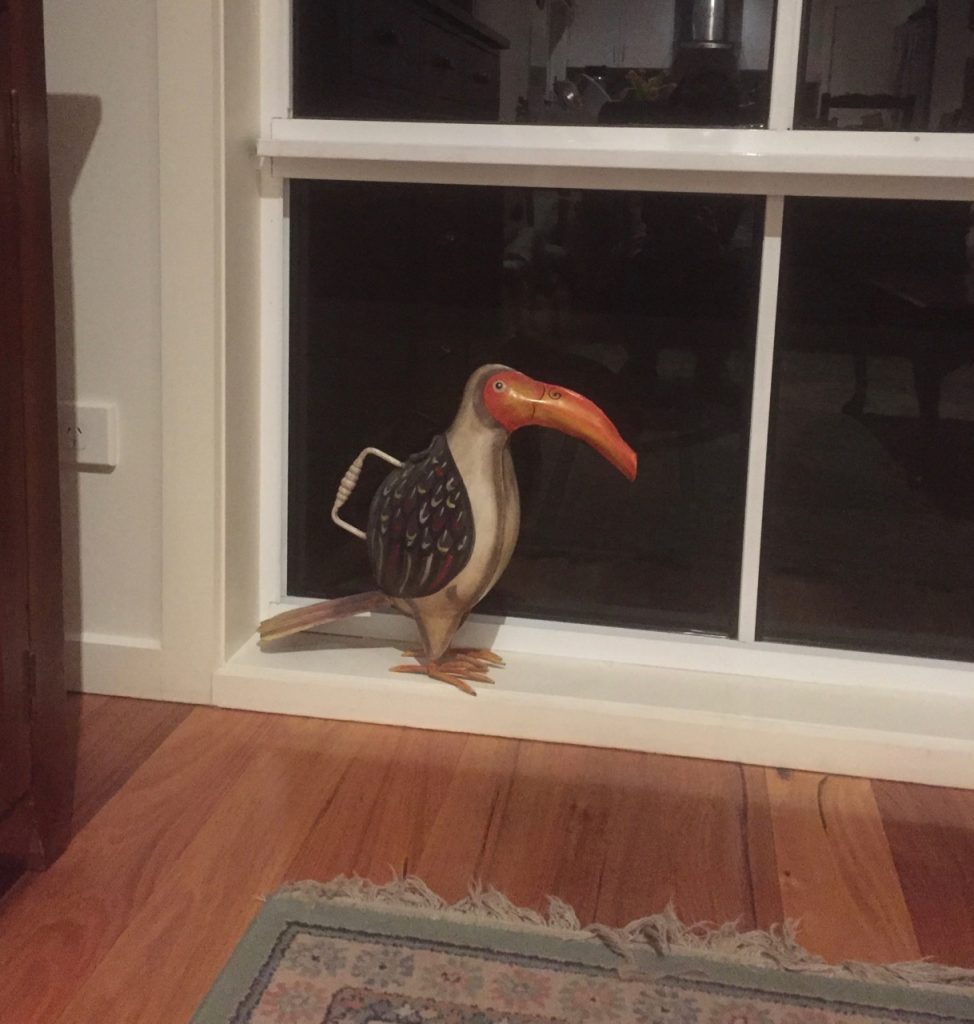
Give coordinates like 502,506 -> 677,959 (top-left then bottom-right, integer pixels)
288,180 -> 765,635
292,0 -> 777,128
760,196 -> 974,660
796,0 -> 974,131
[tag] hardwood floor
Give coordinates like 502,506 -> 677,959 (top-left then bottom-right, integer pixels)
2,693 -> 974,1023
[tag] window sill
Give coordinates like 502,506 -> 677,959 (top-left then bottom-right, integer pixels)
215,632 -> 974,789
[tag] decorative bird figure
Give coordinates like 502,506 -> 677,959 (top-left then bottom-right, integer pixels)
259,364 -> 637,694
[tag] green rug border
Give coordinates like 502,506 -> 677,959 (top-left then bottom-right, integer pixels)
191,887 -> 974,1023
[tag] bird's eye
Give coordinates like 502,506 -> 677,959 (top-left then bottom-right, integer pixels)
549,390 -> 562,400
493,380 -> 505,391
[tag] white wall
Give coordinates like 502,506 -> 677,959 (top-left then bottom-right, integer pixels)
569,0 -> 674,68
804,0 -> 830,84
740,0 -> 772,70
44,0 -> 162,646
44,0 -> 224,701
805,0 -> 972,128
829,0 -> 919,96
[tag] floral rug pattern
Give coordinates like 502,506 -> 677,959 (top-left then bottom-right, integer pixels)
230,925 -> 943,1024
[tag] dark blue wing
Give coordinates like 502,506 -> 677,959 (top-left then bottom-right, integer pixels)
366,434 -> 474,598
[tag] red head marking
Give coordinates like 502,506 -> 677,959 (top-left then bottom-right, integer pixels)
482,370 -> 544,432
479,367 -> 637,480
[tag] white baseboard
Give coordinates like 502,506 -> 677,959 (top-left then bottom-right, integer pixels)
214,634 -> 974,790
66,633 -> 167,700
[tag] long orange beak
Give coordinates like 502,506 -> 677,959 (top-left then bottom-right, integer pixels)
531,384 -> 637,481
510,379 -> 637,481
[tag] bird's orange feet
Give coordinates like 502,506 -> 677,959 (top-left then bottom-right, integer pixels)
391,648 -> 504,696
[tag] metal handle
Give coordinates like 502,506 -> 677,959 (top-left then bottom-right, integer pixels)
331,447 -> 403,540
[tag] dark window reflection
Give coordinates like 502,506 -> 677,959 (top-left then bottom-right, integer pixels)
288,180 -> 763,634
760,197 -> 974,659
293,0 -> 776,128
796,0 -> 974,130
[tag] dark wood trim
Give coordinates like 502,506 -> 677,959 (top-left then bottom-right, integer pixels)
0,0 -> 29,827
0,0 -> 70,873
0,0 -> 34,834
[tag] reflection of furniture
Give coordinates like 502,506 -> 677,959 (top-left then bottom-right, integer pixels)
785,199 -> 972,467
0,0 -> 70,893
293,0 -> 508,121
844,273 -> 974,445
819,92 -> 916,129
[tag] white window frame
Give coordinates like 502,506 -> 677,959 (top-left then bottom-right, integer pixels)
253,0 -> 974,698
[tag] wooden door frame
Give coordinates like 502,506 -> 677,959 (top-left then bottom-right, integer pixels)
0,0 -> 70,873
0,0 -> 31,826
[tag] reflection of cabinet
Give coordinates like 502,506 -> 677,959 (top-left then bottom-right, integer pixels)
293,0 -> 508,121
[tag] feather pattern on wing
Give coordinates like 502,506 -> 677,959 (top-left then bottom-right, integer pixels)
367,434 -> 474,598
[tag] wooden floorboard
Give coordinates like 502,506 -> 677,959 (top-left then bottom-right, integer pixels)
282,722 -> 419,883
765,769 -> 920,964
0,695 -> 972,1024
336,727 -> 470,884
593,751 -> 757,929
874,779 -> 974,968
70,693 -> 193,833
740,764 -> 786,931
0,706 -> 269,1023
53,716 -> 378,1024
411,734 -> 521,902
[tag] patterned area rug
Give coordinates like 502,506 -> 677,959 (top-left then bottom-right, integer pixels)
191,877 -> 974,1024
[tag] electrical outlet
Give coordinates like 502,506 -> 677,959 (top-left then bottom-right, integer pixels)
59,402 -> 118,469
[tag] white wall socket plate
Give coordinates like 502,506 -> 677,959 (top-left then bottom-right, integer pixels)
59,402 -> 119,469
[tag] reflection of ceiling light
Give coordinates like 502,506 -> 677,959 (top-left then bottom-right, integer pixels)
682,39 -> 734,49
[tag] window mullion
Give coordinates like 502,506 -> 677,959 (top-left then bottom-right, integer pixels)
767,0 -> 805,131
737,194 -> 784,642
261,0 -> 291,128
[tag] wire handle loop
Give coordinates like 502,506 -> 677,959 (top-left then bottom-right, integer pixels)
331,447 -> 403,540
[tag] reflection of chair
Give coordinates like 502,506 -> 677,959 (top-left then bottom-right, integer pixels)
785,199 -> 973,485
819,92 -> 915,129
843,272 -> 974,436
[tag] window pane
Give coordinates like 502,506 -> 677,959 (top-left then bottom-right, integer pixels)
293,1 -> 776,128
796,0 -> 974,131
288,180 -> 764,634
760,197 -> 974,660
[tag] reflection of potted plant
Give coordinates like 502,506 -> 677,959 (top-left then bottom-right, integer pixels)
597,70 -> 677,125
624,70 -> 676,103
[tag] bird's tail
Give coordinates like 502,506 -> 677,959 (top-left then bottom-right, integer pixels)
259,591 -> 391,646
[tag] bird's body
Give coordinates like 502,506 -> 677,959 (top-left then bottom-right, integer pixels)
379,433 -> 518,661
260,363 -> 635,694
369,367 -> 522,662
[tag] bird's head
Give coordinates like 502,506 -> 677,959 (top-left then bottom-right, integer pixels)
480,367 -> 637,482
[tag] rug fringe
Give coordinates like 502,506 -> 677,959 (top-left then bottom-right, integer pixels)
276,875 -> 974,994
